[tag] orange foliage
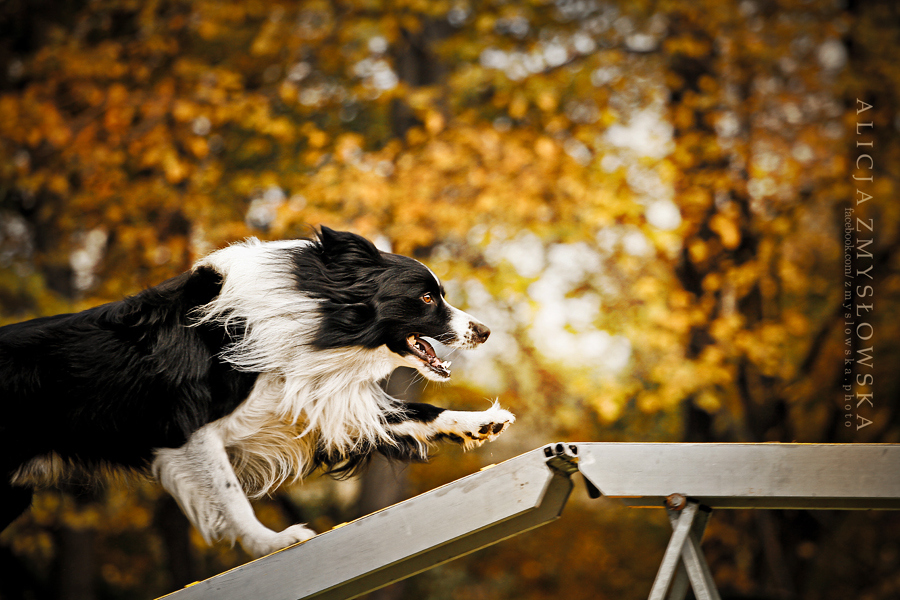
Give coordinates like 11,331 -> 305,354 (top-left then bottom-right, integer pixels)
2,0 -> 900,598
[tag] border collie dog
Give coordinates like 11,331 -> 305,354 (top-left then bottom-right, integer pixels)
1,227 -> 514,557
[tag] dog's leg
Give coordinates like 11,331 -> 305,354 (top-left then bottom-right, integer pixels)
152,426 -> 315,558
386,401 -> 515,451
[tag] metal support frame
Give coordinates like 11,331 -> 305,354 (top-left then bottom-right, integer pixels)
160,443 -> 900,600
648,502 -> 719,600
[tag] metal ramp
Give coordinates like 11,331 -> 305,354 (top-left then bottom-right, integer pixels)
160,443 -> 900,600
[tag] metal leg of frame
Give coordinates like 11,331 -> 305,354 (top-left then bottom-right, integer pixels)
666,506 -> 718,600
648,502 -> 698,600
648,501 -> 721,600
665,508 -> 706,600
667,561 -> 691,600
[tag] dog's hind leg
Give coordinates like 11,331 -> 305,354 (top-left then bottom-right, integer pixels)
385,401 -> 515,451
152,426 -> 315,558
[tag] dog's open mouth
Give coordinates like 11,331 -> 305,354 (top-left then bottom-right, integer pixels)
407,334 -> 451,379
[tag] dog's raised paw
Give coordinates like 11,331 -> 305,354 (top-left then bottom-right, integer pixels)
475,406 -> 515,441
436,402 -> 515,450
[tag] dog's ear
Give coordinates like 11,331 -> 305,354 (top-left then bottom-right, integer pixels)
324,301 -> 376,335
317,226 -> 383,267
184,266 -> 224,307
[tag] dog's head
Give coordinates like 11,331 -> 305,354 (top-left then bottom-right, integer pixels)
293,227 -> 490,381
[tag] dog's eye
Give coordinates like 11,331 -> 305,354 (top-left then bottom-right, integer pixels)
422,293 -> 434,304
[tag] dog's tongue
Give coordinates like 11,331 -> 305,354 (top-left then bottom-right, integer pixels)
414,335 -> 436,358
407,334 -> 450,376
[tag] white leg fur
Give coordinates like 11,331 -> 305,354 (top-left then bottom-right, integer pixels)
388,402 -> 515,451
152,425 -> 315,558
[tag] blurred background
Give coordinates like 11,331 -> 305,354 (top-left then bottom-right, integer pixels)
1,0 -> 899,598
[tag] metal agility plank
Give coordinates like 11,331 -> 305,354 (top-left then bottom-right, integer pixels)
161,447 -> 573,600
160,442 -> 900,600
573,443 -> 900,509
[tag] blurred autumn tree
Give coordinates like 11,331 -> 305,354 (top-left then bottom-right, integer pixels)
2,0 -> 900,599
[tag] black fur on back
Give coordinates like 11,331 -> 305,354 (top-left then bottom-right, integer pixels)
0,266 -> 257,479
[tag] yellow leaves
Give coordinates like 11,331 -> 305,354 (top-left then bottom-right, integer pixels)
694,390 -> 722,413
632,274 -> 664,299
306,126 -> 329,149
196,17 -> 221,41
474,127 -> 502,160
475,13 -> 496,34
672,103 -> 695,130
404,126 -> 429,146
425,110 -> 445,134
0,97 -> 74,149
738,322 -> 796,379
688,238 -> 709,264
536,90 -> 558,112
47,173 -> 70,196
267,117 -> 296,142
598,107 -> 619,128
697,74 -> 718,95
534,136 -> 558,160
544,115 -> 568,134
509,94 -> 529,119
663,34 -> 712,59
640,338 -> 735,413
186,137 -> 210,159
647,358 -> 702,409
709,212 -> 741,249
711,313 -> 743,342
34,39 -> 126,80
129,124 -> 188,185
596,395 -> 625,422
425,140 -> 458,171
172,99 -> 198,122
104,105 -> 136,141
293,1 -> 336,42
398,12 -> 424,35
250,17 -> 284,56
0,96 -> 20,137
279,81 -> 298,103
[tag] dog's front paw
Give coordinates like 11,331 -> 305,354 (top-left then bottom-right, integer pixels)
438,402 -> 515,450
241,524 -> 316,557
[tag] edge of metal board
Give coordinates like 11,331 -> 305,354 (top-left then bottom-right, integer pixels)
574,443 -> 900,510
314,467 -> 573,600
161,447 -> 573,600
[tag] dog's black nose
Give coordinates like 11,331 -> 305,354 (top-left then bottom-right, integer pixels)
471,322 -> 491,344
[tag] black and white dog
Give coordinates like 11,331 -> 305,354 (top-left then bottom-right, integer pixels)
0,226 -> 514,556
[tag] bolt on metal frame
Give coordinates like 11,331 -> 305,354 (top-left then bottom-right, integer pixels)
160,443 -> 900,600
